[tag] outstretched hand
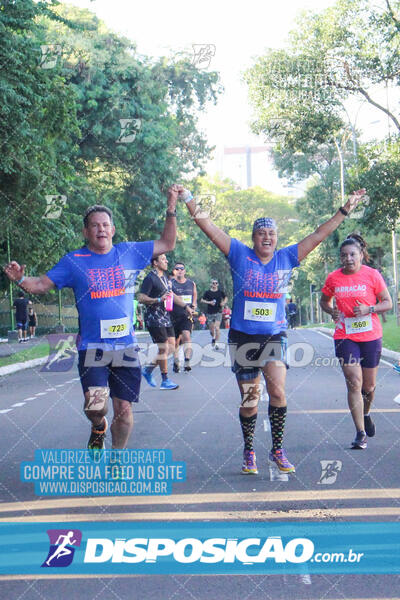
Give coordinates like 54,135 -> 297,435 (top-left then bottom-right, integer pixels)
167,184 -> 184,209
344,189 -> 367,215
3,261 -> 25,283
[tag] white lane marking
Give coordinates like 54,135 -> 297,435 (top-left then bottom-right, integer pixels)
313,330 -> 333,340
35,392 -> 46,396
55,384 -> 65,388
380,358 -> 394,367
45,388 -> 56,391
24,397 -> 36,401
263,419 -> 270,432
299,574 -> 312,585
268,464 -> 289,482
394,394 -> 400,405
11,403 -> 25,407
0,409 -> 13,414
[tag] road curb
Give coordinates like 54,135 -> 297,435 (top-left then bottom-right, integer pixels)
313,327 -> 400,361
0,331 -> 150,377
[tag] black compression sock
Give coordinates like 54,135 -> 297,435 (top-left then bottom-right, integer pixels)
268,405 -> 287,451
239,412 -> 257,452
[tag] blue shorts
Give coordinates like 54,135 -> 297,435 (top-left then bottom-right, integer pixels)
334,337 -> 382,368
17,321 -> 27,331
78,348 -> 141,402
228,328 -> 288,381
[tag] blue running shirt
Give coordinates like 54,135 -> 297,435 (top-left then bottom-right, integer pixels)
228,238 -> 299,335
47,242 -> 153,349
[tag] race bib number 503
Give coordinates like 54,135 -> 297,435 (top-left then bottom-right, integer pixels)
244,301 -> 277,322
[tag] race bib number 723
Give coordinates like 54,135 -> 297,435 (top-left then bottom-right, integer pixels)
100,317 -> 129,338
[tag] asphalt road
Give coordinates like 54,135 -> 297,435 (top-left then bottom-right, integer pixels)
0,328 -> 399,598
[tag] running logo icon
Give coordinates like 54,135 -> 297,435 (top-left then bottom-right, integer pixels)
42,529 -> 82,567
318,460 -> 342,485
41,334 -> 77,372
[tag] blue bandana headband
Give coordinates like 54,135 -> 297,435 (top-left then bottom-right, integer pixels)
252,217 -> 278,233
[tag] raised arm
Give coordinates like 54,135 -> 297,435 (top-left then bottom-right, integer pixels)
3,261 -> 55,294
181,192 -> 231,256
298,189 -> 366,262
153,184 -> 181,257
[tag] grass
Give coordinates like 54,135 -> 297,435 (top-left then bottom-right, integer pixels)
305,313 -> 400,353
0,341 -> 50,368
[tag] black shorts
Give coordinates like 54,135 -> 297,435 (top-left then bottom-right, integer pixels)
171,314 -> 193,337
78,348 -> 141,403
228,328 -> 288,381
147,325 -> 175,343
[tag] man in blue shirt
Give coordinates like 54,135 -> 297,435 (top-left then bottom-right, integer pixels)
4,185 -> 182,450
182,189 -> 366,475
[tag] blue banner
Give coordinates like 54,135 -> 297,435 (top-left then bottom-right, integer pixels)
20,449 -> 186,496
0,522 -> 399,575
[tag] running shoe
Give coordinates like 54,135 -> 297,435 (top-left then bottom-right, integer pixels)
88,417 -> 108,451
160,378 -> 179,390
142,367 -> 157,387
269,448 -> 296,473
393,364 -> 400,374
242,449 -> 258,474
184,363 -> 191,372
351,431 -> 367,449
173,362 -> 180,373
364,414 -> 376,437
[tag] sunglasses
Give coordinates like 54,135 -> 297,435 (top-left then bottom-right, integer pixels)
175,266 -> 185,270
211,281 -> 218,285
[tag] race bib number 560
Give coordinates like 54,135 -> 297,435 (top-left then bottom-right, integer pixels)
344,314 -> 372,335
244,301 -> 277,322
100,317 -> 129,338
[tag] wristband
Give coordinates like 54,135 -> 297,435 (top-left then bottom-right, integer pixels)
369,306 -> 375,314
157,297 -> 161,304
180,190 -> 193,203
16,276 -> 25,285
339,206 -> 348,216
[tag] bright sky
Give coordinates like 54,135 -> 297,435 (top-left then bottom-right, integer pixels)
68,0 -> 390,193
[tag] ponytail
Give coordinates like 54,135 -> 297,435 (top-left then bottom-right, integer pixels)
340,233 -> 370,263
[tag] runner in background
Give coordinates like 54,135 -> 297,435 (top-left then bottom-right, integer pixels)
171,262 -> 197,373
222,305 -> 232,329
28,306 -> 38,338
198,313 -> 207,330
13,291 -> 32,342
320,234 -> 392,449
286,297 -> 297,329
181,187 -> 366,474
139,255 -> 194,388
201,279 -> 227,350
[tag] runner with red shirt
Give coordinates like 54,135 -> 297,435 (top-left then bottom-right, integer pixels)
320,234 -> 392,449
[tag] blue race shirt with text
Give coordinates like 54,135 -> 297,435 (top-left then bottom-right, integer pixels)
228,238 -> 299,335
47,242 -> 153,349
